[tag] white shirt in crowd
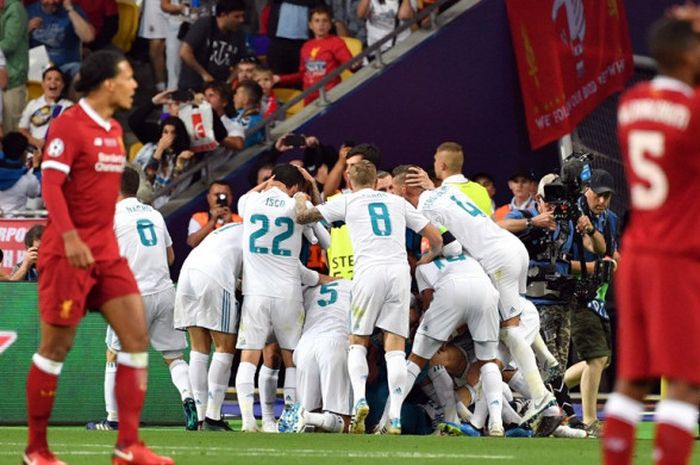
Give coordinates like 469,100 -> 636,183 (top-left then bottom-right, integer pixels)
18,96 -> 73,141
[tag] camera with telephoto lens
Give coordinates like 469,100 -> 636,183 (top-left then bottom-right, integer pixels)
215,193 -> 228,207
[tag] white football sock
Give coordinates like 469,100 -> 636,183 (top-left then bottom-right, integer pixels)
470,386 -> 487,430
283,367 -> 296,405
508,370 -> 533,398
189,351 -> 209,421
305,411 -> 345,433
532,333 -> 558,369
347,345 -> 368,403
385,351 -> 407,421
235,361 -> 258,428
104,362 -> 118,422
429,365 -> 458,423
168,359 -> 192,401
480,362 -> 503,429
500,326 -> 546,399
258,365 -> 279,424
206,352 -> 233,421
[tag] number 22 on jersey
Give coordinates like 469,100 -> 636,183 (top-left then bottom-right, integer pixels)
249,214 -> 294,256
627,130 -> 668,210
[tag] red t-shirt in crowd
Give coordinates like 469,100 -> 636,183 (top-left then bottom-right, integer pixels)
40,99 -> 127,261
73,0 -> 118,36
278,35 -> 353,104
617,76 -> 700,258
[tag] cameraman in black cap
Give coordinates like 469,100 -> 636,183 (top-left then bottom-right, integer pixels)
563,168 -> 620,438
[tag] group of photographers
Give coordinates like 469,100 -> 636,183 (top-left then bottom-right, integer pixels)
498,159 -> 620,437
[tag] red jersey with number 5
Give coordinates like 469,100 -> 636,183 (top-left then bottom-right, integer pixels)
617,76 -> 700,258
40,99 -> 127,261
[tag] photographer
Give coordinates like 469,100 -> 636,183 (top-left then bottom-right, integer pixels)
563,169 -> 620,438
502,173 -> 604,429
186,179 -> 242,247
10,224 -> 44,281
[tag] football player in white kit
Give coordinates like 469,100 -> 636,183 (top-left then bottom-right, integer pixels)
394,165 -> 560,429
174,220 -> 244,431
290,279 -> 353,433
295,158 -> 444,435
236,164 -> 331,432
94,167 -> 195,431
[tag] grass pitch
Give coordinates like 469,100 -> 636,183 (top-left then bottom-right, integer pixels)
1,425 -> 699,465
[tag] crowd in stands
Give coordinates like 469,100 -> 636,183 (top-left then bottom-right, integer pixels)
0,0 -> 439,217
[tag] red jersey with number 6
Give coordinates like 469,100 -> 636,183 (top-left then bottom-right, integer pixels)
617,76 -> 700,258
40,99 -> 127,261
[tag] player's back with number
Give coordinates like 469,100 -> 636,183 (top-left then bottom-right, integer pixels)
113,198 -> 173,295
618,79 -> 700,255
239,187 -> 304,299
302,279 -> 352,338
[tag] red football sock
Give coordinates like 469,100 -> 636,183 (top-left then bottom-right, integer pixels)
26,359 -> 61,453
602,416 -> 637,465
115,353 -> 148,447
655,423 -> 694,465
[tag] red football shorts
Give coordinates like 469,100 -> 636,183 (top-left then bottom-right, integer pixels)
615,252 -> 700,385
37,255 -> 140,326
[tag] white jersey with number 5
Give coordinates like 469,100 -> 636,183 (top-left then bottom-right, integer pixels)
418,185 -> 524,273
301,279 -> 352,339
238,187 -> 307,302
113,197 -> 173,295
316,188 -> 428,274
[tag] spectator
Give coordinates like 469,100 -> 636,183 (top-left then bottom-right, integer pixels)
265,0 -> 323,75
138,0 -> 169,91
73,0 -> 118,51
141,116 -> 194,197
27,0 -> 96,80
186,179 -> 242,247
10,223 -> 43,281
494,170 -> 537,222
161,0 -> 195,90
253,66 -> 278,118
275,5 -> 354,104
330,0 -> 365,42
225,79 -> 264,149
230,55 -> 259,88
0,0 -> 28,134
178,0 -> 248,92
357,0 -> 413,54
472,172 -> 496,213
18,66 -> 73,153
0,132 -> 40,217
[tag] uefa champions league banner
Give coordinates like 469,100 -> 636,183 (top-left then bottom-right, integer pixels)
506,0 -> 633,149
0,218 -> 47,275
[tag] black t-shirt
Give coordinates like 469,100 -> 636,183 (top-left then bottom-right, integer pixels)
178,16 -> 247,91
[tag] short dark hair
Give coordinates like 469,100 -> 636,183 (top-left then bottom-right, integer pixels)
648,17 -> 699,72
2,132 -> 29,160
236,80 -> 263,105
347,143 -> 382,167
216,0 -> 245,16
209,179 -> 232,192
471,172 -> 494,184
24,224 -> 45,248
42,66 -> 65,83
120,166 -> 141,197
391,164 -> 420,184
74,50 -> 127,94
271,163 -> 305,190
309,4 -> 333,20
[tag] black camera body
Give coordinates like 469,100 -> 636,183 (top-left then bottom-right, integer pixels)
543,152 -> 593,223
215,193 -> 228,207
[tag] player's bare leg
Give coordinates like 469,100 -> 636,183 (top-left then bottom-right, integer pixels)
102,293 -> 173,465
187,328 -> 212,426
203,331 -> 236,431
236,349 -> 262,431
25,322 -> 78,465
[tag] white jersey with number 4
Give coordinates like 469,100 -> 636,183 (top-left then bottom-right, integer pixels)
317,188 -> 428,274
113,197 -> 173,296
238,187 -> 307,302
418,185 -> 523,273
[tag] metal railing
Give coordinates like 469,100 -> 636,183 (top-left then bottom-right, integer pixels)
149,0 -> 460,206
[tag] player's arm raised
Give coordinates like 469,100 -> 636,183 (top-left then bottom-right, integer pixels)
294,193 -> 325,224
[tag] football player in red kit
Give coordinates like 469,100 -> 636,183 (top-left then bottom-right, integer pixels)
602,17 -> 700,465
24,50 -> 174,465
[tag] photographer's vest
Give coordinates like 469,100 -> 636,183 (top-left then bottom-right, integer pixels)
191,211 -> 243,230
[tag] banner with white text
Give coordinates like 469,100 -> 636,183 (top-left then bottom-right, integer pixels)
0,218 -> 47,276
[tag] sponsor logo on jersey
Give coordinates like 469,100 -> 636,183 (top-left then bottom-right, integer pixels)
95,152 -> 126,173
47,138 -> 64,158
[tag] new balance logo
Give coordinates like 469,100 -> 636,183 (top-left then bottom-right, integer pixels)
113,448 -> 134,461
0,331 -> 17,354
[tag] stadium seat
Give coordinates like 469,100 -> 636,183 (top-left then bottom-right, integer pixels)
128,141 -> 144,161
340,37 -> 362,81
26,81 -> 42,101
113,0 -> 140,53
273,88 -> 304,118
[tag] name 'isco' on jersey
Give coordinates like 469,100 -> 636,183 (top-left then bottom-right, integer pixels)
238,187 -> 307,301
316,188 -> 428,274
415,253 -> 487,294
40,99 -> 127,261
302,279 -> 352,339
418,185 -> 521,271
180,222 -> 244,291
617,76 -> 700,257
114,197 -> 173,295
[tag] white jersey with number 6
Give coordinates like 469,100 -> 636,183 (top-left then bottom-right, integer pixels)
113,197 -> 173,295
